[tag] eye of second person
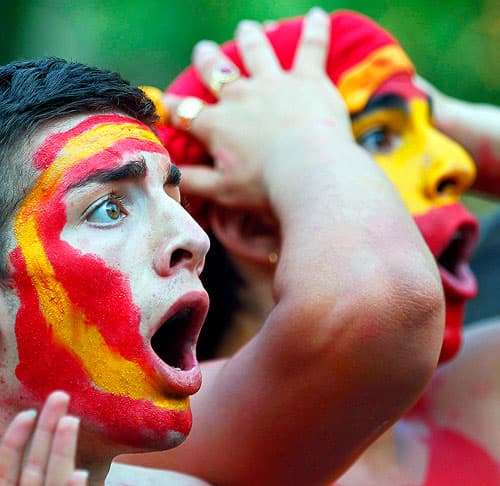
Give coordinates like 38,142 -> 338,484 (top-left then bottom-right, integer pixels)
357,126 -> 401,154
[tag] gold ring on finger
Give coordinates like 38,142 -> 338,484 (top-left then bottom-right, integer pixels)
209,65 -> 241,97
175,96 -> 206,132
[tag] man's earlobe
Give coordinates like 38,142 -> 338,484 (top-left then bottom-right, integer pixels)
208,206 -> 280,266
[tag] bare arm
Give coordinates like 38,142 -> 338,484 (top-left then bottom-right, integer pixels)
417,77 -> 500,197
121,9 -> 444,485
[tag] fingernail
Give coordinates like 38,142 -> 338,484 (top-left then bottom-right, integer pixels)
21,409 -> 37,420
308,7 -> 327,20
74,470 -> 89,480
237,20 -> 260,34
194,40 -> 217,56
65,415 -> 81,426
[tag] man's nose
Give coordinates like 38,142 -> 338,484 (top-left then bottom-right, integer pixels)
422,128 -> 476,203
153,207 -> 210,278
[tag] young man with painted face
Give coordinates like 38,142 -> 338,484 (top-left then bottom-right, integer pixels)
0,9 -> 444,485
120,9 -> 500,486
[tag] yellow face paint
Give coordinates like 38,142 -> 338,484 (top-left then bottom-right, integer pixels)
352,98 -> 476,216
339,45 -> 414,113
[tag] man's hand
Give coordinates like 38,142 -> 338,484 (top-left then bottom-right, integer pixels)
0,391 -> 88,486
166,8 -> 354,210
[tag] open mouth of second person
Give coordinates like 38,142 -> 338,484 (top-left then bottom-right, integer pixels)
436,224 -> 478,298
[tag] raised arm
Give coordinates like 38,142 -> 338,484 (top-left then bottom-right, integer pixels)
120,9 -> 444,484
416,77 -> 500,197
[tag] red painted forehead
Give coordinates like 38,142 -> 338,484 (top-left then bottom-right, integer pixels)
33,114 -> 163,171
374,73 -> 427,104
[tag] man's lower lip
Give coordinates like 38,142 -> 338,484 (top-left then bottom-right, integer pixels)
153,354 -> 202,396
438,263 -> 477,299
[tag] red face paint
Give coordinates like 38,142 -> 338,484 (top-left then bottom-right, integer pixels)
11,115 -> 192,448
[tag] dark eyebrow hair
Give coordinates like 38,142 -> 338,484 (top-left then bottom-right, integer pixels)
69,158 -> 147,190
167,163 -> 181,186
351,94 -> 409,121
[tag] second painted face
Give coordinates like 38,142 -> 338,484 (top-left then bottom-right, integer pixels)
6,114 -> 210,450
350,74 -> 478,362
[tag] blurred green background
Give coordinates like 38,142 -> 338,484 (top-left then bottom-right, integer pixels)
1,0 -> 498,212
1,0 -> 498,101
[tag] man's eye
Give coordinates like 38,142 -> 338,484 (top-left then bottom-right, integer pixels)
357,126 -> 401,154
86,196 -> 127,225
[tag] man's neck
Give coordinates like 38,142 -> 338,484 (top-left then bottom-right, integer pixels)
77,430 -> 127,485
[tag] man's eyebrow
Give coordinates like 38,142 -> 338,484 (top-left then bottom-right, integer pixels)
351,94 -> 408,121
69,158 -> 147,190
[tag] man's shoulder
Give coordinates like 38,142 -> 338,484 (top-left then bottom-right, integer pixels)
106,462 -> 213,486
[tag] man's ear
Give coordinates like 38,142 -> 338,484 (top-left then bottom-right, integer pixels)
208,205 -> 280,266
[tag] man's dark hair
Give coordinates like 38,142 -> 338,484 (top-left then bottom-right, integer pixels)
0,57 -> 158,284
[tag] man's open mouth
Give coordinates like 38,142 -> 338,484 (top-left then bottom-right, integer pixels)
414,203 -> 479,300
149,291 -> 209,395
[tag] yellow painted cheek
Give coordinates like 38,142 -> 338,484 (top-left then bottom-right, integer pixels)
373,149 -> 428,215
372,100 -> 475,217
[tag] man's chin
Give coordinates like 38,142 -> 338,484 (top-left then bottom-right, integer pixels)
74,391 -> 192,452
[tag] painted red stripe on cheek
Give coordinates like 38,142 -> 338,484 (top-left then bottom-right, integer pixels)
11,248 -> 191,446
30,138 -> 167,366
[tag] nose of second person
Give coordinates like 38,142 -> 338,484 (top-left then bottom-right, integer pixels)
422,128 -> 476,203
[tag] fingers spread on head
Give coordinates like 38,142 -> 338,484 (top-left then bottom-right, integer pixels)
193,41 -> 241,98
293,7 -> 330,76
236,20 -> 281,76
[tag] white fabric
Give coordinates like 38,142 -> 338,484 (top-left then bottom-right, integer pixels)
106,462 -> 213,486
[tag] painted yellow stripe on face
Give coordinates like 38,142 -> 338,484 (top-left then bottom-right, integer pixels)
353,99 -> 476,216
15,122 -> 187,410
338,45 -> 414,113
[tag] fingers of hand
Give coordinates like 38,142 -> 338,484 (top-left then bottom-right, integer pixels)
0,410 -> 37,485
293,7 -> 330,75
22,391 -> 70,483
193,41 -> 241,98
180,165 -> 268,209
45,416 -> 81,486
179,166 -> 223,202
235,20 -> 281,76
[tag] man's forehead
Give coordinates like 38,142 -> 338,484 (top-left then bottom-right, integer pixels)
31,113 -> 165,171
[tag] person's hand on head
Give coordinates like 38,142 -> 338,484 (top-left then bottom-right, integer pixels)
0,391 -> 88,486
166,7 -> 353,210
